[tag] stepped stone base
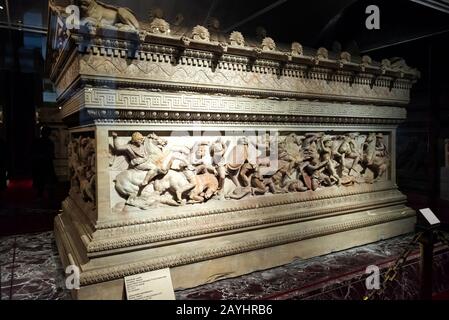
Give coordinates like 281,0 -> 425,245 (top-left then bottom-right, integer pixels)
54,183 -> 415,300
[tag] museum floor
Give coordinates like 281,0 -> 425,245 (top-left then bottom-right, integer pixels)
1,230 -> 449,300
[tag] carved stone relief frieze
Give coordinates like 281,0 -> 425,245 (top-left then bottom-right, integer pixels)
78,54 -> 411,104
56,58 -> 80,97
68,134 -> 96,205
109,131 -> 390,211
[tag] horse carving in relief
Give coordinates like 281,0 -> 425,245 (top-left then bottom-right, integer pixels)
113,134 -> 219,208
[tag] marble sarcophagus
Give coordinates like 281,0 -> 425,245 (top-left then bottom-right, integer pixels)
47,1 -> 420,299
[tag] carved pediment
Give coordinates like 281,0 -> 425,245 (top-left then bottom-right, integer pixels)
47,0 -> 420,106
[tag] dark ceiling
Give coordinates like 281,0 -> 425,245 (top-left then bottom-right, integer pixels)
100,0 -> 359,45
1,0 -> 449,72
53,0 -> 449,51
1,0 -> 449,49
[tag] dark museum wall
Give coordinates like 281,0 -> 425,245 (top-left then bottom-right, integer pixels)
0,0 -> 47,178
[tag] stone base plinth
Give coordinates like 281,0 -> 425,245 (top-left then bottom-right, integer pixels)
54,183 -> 415,300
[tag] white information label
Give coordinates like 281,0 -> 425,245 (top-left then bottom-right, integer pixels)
124,268 -> 175,300
419,208 -> 440,226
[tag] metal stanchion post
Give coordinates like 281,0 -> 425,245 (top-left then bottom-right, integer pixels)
363,208 -> 441,300
416,208 -> 440,300
419,229 -> 434,300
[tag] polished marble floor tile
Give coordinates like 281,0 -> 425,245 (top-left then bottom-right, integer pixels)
0,231 -> 448,300
0,232 -> 69,300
